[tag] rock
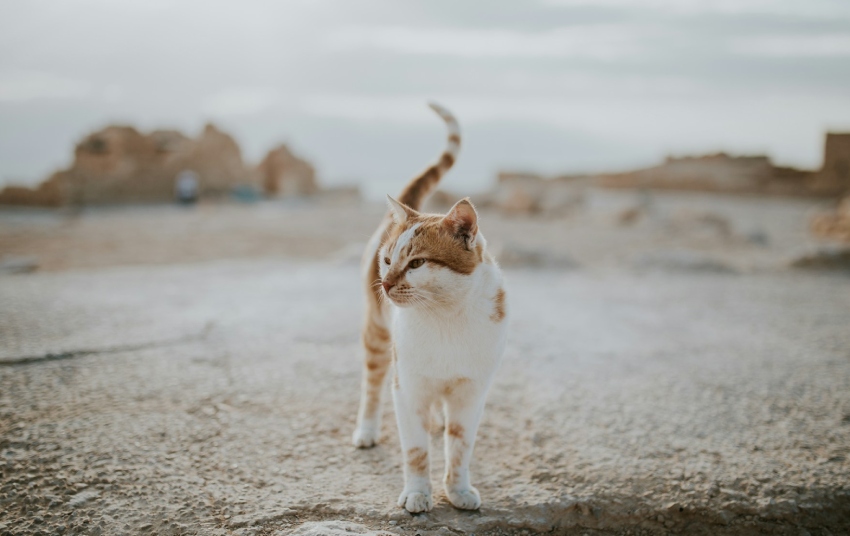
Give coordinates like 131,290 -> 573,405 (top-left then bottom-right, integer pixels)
487,172 -> 587,216
282,521 -> 395,536
496,243 -> 579,269
633,249 -> 736,274
594,152 -> 816,196
744,229 -> 770,246
258,145 -> 318,197
666,209 -> 733,239
717,510 -> 734,525
68,490 -> 99,506
810,195 -> 850,243
789,247 -> 850,271
617,207 -> 643,226
0,179 -> 64,207
229,509 -> 296,528
0,256 -> 38,274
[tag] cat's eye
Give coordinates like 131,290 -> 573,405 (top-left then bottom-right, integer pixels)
383,257 -> 391,265
408,258 -> 425,269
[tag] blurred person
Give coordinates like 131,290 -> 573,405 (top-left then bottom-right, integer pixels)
175,169 -> 199,205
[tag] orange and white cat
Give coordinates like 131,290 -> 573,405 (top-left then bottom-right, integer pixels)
353,103 -> 509,513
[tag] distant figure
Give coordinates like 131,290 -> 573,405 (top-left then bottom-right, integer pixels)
175,170 -> 199,205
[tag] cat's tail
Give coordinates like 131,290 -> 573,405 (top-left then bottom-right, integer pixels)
398,102 -> 461,211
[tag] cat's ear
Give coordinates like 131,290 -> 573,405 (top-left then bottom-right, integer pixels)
386,195 -> 417,224
443,197 -> 478,247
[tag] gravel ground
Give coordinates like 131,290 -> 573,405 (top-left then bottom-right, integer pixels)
1,256 -> 849,536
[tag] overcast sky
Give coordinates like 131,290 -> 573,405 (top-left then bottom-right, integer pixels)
2,0 -> 849,196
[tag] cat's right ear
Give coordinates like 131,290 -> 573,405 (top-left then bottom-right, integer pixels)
386,195 -> 416,224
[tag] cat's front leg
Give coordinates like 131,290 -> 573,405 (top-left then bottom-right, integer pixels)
392,384 -> 432,513
443,396 -> 487,510
353,320 -> 392,448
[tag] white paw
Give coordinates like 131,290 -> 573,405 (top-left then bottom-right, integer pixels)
352,425 -> 379,448
397,489 -> 433,513
446,486 -> 481,510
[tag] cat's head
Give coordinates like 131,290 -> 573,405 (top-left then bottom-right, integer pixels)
379,195 -> 485,308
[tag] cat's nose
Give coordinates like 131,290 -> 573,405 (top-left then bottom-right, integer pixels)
382,280 -> 395,292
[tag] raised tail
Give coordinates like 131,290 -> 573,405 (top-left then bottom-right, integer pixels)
398,102 -> 461,211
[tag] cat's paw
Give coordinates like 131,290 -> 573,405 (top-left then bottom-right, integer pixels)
446,486 -> 481,510
352,425 -> 379,448
397,489 -> 433,513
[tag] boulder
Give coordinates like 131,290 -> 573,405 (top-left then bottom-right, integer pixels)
257,144 -> 318,197
487,172 -> 586,216
811,195 -> 850,243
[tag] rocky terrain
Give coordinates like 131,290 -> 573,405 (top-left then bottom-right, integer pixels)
1,191 -> 849,535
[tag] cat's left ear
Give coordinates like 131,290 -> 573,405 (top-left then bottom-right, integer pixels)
443,198 -> 478,248
386,195 -> 418,224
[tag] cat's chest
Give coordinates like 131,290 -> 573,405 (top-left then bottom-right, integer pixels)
392,300 -> 507,378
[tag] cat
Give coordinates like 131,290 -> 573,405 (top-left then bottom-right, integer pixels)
352,103 -> 509,513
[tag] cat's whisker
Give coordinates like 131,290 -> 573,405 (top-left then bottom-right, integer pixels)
410,293 -> 441,317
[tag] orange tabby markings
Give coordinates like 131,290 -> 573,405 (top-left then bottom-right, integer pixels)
447,423 -> 465,439
442,377 -> 472,398
491,288 -> 506,323
407,447 -> 429,475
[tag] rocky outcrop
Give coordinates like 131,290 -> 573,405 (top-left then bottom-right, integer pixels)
810,133 -> 850,195
593,134 -> 850,197
811,195 -> 850,243
0,123 -> 256,206
595,153 -> 815,195
484,133 -> 849,217
485,172 -> 587,216
0,174 -> 65,207
257,145 -> 318,197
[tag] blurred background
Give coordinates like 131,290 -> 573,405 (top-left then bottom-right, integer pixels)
1,0 -> 849,270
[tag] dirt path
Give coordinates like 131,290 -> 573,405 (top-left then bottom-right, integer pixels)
2,258 -> 849,535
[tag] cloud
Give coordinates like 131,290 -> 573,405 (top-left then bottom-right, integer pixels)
325,24 -> 649,60
0,71 -> 92,102
541,0 -> 850,18
731,34 -> 850,57
200,87 -> 280,117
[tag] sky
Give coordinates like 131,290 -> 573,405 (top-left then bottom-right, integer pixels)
1,0 -> 850,197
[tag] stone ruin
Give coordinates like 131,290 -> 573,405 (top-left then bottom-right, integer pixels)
0,124 -> 319,207
810,133 -> 850,195
482,132 -> 850,217
595,153 -> 813,195
596,133 -> 850,197
258,145 -> 318,197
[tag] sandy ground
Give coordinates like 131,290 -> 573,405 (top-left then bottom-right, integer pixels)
1,191 -> 849,536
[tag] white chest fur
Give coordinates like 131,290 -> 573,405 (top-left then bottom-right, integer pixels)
392,263 -> 508,381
